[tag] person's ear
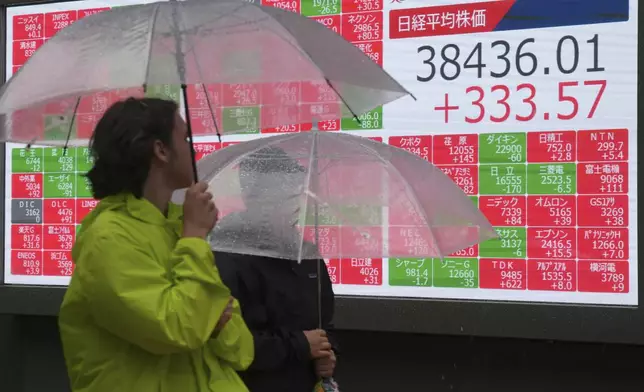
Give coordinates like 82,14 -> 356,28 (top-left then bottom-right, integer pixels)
153,140 -> 171,164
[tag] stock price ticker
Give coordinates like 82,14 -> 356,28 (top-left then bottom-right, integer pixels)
3,0 -> 639,306
416,35 -> 607,124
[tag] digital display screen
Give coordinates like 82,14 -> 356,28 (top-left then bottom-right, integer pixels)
4,0 -> 638,307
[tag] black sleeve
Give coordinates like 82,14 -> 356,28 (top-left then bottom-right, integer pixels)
215,252 -> 311,371
319,259 -> 340,355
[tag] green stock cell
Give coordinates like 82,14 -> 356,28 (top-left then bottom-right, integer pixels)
12,148 -> 43,173
76,174 -> 93,198
43,173 -> 76,198
389,258 -> 432,287
43,147 -> 76,173
527,163 -> 576,195
75,147 -> 94,173
479,164 -> 526,195
341,107 -> 383,130
479,133 -> 526,163
433,257 -> 478,288
479,227 -> 527,258
470,195 -> 478,207
44,115 -> 76,142
222,107 -> 260,134
301,0 -> 340,16
145,84 -> 181,104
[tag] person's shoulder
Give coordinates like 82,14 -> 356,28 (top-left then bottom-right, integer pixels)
83,210 -> 147,246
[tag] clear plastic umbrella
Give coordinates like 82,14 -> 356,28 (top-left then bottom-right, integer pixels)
172,129 -> 497,262
0,0 -> 412,178
172,127 -> 496,392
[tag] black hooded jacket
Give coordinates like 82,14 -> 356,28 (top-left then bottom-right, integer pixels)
213,212 -> 338,392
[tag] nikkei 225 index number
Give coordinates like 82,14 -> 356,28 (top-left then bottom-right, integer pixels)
416,34 -> 604,82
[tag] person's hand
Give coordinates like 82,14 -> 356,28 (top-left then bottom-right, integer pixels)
183,182 -> 218,239
303,329 -> 332,359
213,297 -> 234,338
314,350 -> 336,378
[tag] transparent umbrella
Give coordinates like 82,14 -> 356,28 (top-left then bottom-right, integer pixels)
0,0 -> 412,179
171,126 -> 496,392
172,129 -> 497,262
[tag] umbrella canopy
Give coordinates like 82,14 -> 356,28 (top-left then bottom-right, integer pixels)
0,0 -> 411,147
172,130 -> 496,261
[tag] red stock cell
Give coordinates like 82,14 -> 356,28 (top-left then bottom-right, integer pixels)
44,250 -> 74,277
577,195 -> 628,227
13,39 -> 43,65
43,225 -> 75,251
11,250 -> 43,276
388,226 -> 435,258
527,259 -> 576,292
341,11 -> 383,42
389,135 -> 431,161
13,14 -> 44,41
577,228 -> 628,261
44,199 -> 75,225
527,228 -> 576,259
261,0 -> 300,13
302,226 -> 341,259
577,129 -> 628,162
45,10 -> 77,38
439,165 -> 478,195
526,130 -> 576,163
343,0 -> 383,12
76,199 -> 98,224
222,84 -> 261,107
479,258 -> 526,290
190,108 -> 223,136
325,259 -> 341,285
186,84 -> 223,109
12,173 -> 43,198
576,162 -> 628,194
526,196 -> 576,227
11,224 -> 43,250
340,258 -> 382,285
433,134 -> 478,165
78,91 -> 114,114
479,196 -> 526,226
578,261 -> 628,293
194,142 -> 221,161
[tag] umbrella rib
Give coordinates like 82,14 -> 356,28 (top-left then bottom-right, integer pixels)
295,131 -> 318,266
341,134 -> 445,258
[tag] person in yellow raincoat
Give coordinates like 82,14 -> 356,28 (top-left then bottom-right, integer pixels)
58,97 -> 254,392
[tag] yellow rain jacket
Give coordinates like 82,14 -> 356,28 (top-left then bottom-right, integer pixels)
58,193 -> 254,392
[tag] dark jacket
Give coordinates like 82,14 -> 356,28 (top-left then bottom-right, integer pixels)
214,243 -> 337,392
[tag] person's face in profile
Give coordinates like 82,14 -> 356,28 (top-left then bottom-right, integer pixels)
158,110 -> 194,190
